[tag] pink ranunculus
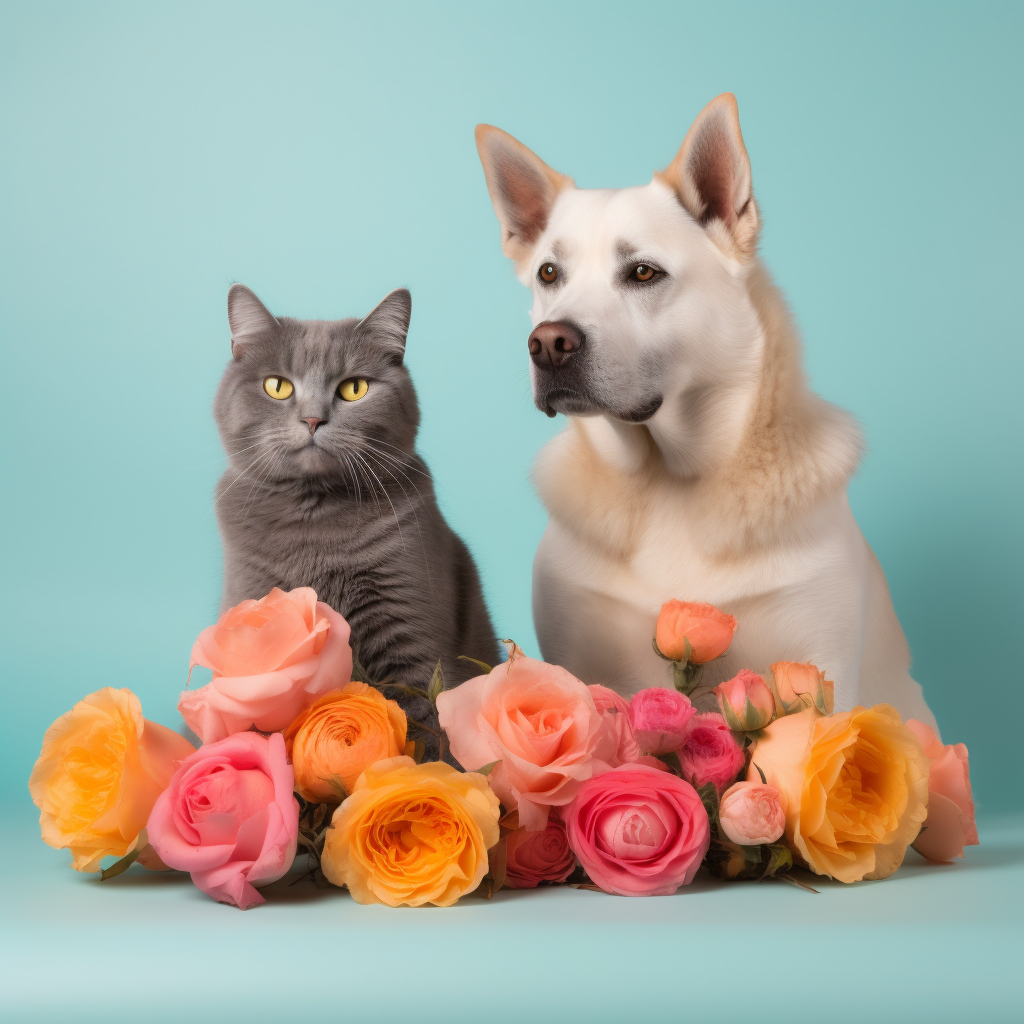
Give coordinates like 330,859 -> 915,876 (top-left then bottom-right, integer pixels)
679,712 -> 746,791
435,649 -> 607,831
589,685 -> 642,767
504,816 -> 577,889
564,764 -> 710,896
713,670 -> 776,732
146,731 -> 298,910
179,587 -> 352,744
630,687 -> 696,755
906,719 -> 979,862
718,781 -> 786,845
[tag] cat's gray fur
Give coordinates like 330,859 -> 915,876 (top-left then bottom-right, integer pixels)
214,284 -> 500,746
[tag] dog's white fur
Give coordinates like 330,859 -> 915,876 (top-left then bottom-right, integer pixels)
477,94 -> 937,730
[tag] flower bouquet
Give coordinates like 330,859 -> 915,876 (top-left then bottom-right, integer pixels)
30,588 -> 978,908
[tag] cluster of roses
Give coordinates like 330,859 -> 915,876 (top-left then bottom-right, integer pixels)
30,588 -> 978,910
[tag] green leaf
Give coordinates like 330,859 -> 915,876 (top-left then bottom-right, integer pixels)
100,847 -> 140,881
457,655 -> 494,675
427,660 -> 445,703
475,760 -> 500,777
754,762 -> 768,785
490,835 -> 508,892
654,751 -> 683,776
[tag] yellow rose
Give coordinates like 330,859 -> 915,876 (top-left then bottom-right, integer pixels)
321,756 -> 500,906
29,688 -> 195,871
748,705 -> 929,882
283,682 -> 413,802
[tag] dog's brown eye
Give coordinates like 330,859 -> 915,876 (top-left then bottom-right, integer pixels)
632,264 -> 656,282
539,263 -> 558,284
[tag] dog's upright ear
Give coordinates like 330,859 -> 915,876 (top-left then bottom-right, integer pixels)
659,93 -> 759,260
475,125 -> 574,265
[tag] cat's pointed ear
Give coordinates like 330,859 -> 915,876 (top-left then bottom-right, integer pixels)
227,284 -> 279,358
358,288 -> 411,361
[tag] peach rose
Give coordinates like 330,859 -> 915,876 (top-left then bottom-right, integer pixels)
283,683 -> 412,801
29,688 -> 195,872
322,756 -> 500,907
718,781 -> 786,846
655,600 -> 737,664
630,687 -> 696,755
906,719 -> 979,862
714,670 -> 776,732
749,705 -> 929,882
436,650 -> 607,831
564,764 -> 710,896
179,587 -> 352,744
678,713 -> 746,791
589,685 -> 642,766
504,816 -> 577,889
146,731 -> 298,910
770,661 -> 834,716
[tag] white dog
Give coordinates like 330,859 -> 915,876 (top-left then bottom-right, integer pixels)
476,93 -> 936,730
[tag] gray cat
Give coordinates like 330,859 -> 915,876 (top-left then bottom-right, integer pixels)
214,284 -> 500,745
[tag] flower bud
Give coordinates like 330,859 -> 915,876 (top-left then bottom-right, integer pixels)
655,601 -> 737,664
770,661 -> 834,716
713,670 -> 776,732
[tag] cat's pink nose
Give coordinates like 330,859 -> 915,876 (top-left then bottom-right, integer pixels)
302,417 -> 323,435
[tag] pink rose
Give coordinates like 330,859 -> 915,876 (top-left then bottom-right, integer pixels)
146,732 -> 298,909
589,685 -> 642,766
713,670 -> 776,732
179,587 -> 352,743
718,781 -> 785,845
906,719 -> 979,862
436,650 -> 606,831
504,816 -> 577,889
564,764 -> 710,896
679,712 -> 746,791
630,687 -> 696,755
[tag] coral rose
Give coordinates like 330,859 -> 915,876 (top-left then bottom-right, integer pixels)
630,687 -> 696,755
678,713 -> 746,791
749,705 -> 929,882
504,816 -> 577,889
322,756 -> 500,907
283,683 -> 412,801
436,650 -> 607,831
179,587 -> 352,744
29,688 -> 195,872
714,670 -> 776,732
770,661 -> 834,716
655,600 -> 737,664
564,764 -> 710,896
147,731 -> 298,910
718,781 -> 786,846
906,719 -> 979,862
589,685 -> 642,766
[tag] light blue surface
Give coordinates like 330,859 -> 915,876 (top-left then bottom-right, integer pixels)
1,3 -> 1022,1020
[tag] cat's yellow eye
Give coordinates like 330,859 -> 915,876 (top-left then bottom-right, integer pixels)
338,377 -> 369,402
263,376 -> 294,400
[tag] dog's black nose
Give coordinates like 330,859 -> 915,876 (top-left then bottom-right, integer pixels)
528,321 -> 584,370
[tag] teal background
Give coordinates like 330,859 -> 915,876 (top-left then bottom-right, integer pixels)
1,2 -> 1023,1021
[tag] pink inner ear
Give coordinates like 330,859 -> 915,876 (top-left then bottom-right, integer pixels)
688,117 -> 740,227
493,152 -> 553,245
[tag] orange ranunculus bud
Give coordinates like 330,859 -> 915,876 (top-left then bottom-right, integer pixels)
283,682 -> 412,802
655,601 -> 737,664
770,661 -> 834,716
29,688 -> 195,871
714,669 -> 776,731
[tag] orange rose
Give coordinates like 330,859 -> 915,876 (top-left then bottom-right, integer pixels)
321,756 -> 500,906
749,705 -> 929,882
29,688 -> 195,871
283,683 -> 413,801
655,601 -> 737,664
770,661 -> 835,716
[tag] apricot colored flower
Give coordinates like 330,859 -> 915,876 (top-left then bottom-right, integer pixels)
179,587 -> 352,743
322,756 -> 500,907
749,705 -> 929,882
770,661 -> 834,716
906,719 -> 979,862
436,649 -> 608,831
29,688 -> 195,872
714,670 -> 776,732
655,600 -> 737,664
283,683 -> 412,801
